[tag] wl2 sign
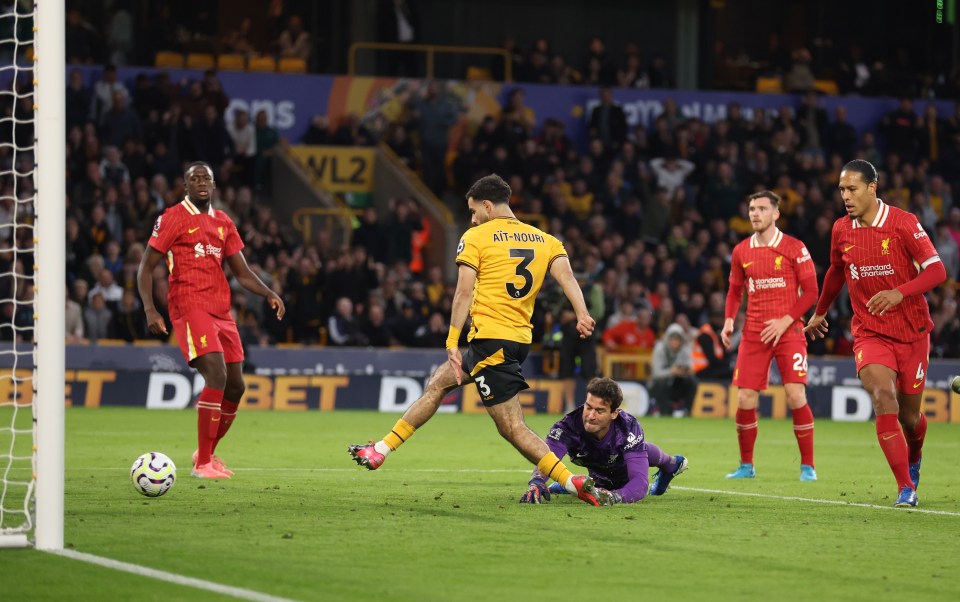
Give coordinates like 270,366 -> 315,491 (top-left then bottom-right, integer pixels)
290,145 -> 376,193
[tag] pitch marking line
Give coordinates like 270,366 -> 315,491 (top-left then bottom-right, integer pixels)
672,486 -> 960,517
49,549 -> 300,602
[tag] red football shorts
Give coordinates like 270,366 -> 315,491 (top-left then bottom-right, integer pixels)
853,334 -> 930,394
173,309 -> 244,365
733,331 -> 808,391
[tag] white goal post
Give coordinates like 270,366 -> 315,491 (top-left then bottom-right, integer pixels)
0,0 -> 64,550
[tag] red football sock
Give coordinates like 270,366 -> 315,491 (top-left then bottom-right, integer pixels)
876,413 -> 912,490
902,413 -> 927,465
196,387 -> 224,466
212,399 -> 239,454
735,408 -> 758,465
791,403 -> 815,467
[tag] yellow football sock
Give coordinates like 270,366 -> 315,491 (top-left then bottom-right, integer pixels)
536,452 -> 572,489
383,419 -> 416,451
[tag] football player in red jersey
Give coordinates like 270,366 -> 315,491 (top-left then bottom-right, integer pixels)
720,191 -> 819,481
805,159 -> 946,508
137,162 -> 284,479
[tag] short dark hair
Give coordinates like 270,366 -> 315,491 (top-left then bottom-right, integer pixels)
747,190 -> 780,209
184,161 -> 213,178
465,174 -> 511,205
842,159 -> 878,184
586,377 -> 623,411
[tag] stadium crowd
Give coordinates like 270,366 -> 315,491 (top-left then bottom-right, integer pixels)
2,3 -> 959,397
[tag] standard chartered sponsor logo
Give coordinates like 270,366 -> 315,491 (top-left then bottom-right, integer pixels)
850,262 -> 894,279
751,276 -> 787,291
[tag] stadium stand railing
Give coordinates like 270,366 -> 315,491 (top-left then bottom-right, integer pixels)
348,42 -> 513,82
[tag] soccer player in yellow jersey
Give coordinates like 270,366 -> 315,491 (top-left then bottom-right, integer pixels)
349,174 -> 607,506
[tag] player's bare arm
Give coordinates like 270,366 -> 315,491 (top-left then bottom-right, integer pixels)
446,263 -> 477,385
550,256 -> 596,338
720,317 -> 735,349
136,245 -> 168,335
865,289 -> 904,316
225,252 -> 285,320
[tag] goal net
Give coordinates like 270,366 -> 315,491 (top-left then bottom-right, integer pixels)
0,0 -> 64,550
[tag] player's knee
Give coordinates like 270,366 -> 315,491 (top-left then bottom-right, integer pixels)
224,380 -> 245,403
202,364 -> 228,390
737,390 -> 759,409
786,392 -> 807,409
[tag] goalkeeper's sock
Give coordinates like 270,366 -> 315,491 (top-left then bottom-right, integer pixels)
376,419 -> 417,456
212,399 -> 239,454
196,387 -> 224,466
643,442 -> 674,470
536,452 -> 574,492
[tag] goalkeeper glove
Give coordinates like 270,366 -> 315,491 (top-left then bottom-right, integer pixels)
519,477 -> 551,504
595,487 -> 622,506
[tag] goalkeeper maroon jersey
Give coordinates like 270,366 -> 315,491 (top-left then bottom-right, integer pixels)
148,198 -> 244,322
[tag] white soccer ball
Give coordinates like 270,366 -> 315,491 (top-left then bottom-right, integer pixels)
130,452 -> 176,497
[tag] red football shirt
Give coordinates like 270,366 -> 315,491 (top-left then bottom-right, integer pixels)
830,199 -> 939,343
148,198 -> 244,322
729,228 -> 817,335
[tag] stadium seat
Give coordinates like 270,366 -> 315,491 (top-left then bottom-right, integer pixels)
133,340 -> 163,347
95,339 -> 127,346
186,53 -> 216,70
278,57 -> 307,74
755,77 -> 783,93
814,79 -> 840,95
217,53 -> 246,71
154,51 -> 184,69
466,66 -> 493,81
248,56 -> 277,72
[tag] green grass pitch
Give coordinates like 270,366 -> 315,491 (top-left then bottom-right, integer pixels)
2,408 -> 959,601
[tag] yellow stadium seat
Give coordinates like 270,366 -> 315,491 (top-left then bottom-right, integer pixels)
133,340 -> 163,347
248,56 -> 277,72
755,76 -> 783,93
278,57 -> 307,74
154,51 -> 184,69
217,54 -> 246,71
96,339 -> 127,346
186,53 -> 215,70
466,66 -> 492,81
814,79 -> 839,95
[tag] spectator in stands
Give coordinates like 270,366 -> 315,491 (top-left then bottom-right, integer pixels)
387,299 -> 422,346
99,91 -> 142,149
89,268 -> 124,309
377,0 -> 421,77
192,105 -> 233,175
648,322 -> 696,417
409,81 -> 461,195
384,198 -> 423,266
385,123 -> 416,168
92,65 -> 129,123
328,297 -> 368,346
363,302 -> 393,347
827,105 -> 858,159
99,145 -> 130,187
647,54 -> 673,89
65,8 -> 97,64
83,292 -> 113,343
602,304 -> 656,351
414,311 -> 447,347
227,109 -> 257,186
589,87 -> 627,152
254,110 -> 281,191
66,69 -> 92,131
691,309 -> 732,379
222,17 -> 258,59
286,256 -> 323,343
784,47 -> 815,92
277,14 -> 311,61
106,2 -> 133,65
882,98 -> 919,162
112,289 -> 145,341
935,221 -> 959,281
65,291 -> 85,343
649,152 -> 695,197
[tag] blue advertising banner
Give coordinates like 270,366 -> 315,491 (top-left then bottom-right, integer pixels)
69,66 -> 956,152
3,345 -> 957,421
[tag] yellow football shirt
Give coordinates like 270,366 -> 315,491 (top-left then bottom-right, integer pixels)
456,216 -> 567,344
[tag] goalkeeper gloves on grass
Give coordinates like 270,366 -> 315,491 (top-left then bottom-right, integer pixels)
519,477 -> 551,504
